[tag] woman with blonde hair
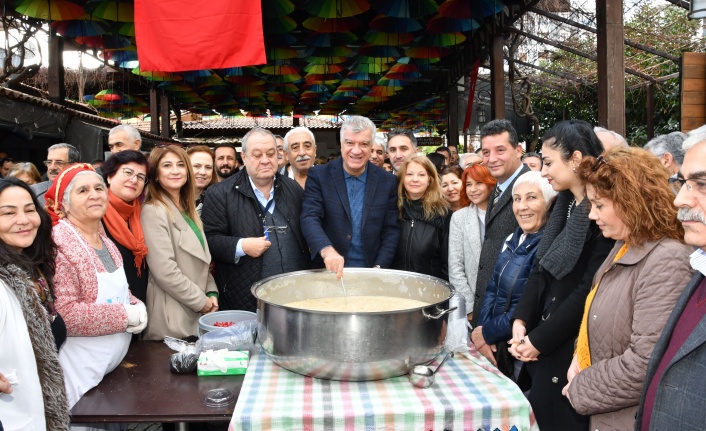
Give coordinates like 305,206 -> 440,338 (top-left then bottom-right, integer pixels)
391,155 -> 451,280
186,145 -> 217,215
561,147 -> 693,430
141,145 -> 218,341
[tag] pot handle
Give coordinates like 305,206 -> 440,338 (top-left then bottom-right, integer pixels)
423,306 -> 458,320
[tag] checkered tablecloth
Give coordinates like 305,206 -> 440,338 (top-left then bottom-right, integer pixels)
229,349 -> 538,431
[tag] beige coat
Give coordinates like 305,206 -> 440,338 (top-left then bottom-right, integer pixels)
567,237 -> 694,431
141,199 -> 217,340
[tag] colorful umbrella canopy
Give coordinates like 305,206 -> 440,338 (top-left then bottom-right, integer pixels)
305,0 -> 370,18
426,15 -> 479,33
374,0 -> 438,18
438,0 -> 503,19
369,15 -> 422,33
266,47 -> 299,61
263,16 -> 297,34
302,16 -> 360,33
362,30 -> 414,46
95,89 -> 122,101
419,32 -> 467,47
405,46 -> 451,59
305,32 -> 357,47
52,19 -> 106,37
86,0 -> 134,22
304,63 -> 346,74
132,67 -> 182,81
262,0 -> 294,19
14,0 -> 84,21
261,64 -> 300,76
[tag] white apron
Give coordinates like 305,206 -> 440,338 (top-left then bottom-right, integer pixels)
57,220 -> 131,409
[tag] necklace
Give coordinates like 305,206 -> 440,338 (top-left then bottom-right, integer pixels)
567,198 -> 577,220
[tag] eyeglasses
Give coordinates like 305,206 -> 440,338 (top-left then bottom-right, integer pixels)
121,167 -> 148,184
591,155 -> 609,171
44,159 -> 70,167
669,176 -> 706,197
263,225 -> 287,234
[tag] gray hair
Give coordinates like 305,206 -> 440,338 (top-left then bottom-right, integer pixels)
593,127 -> 628,147
48,143 -> 80,163
683,128 -> 706,152
373,136 -> 387,151
512,171 -> 557,204
109,124 -> 141,144
340,116 -> 376,143
644,131 -> 687,165
241,127 -> 276,155
62,171 -> 106,213
387,128 -> 417,147
283,126 -> 316,152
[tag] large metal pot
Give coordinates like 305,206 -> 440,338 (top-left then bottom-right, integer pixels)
251,268 -> 455,381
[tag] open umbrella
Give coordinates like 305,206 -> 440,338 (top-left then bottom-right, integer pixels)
369,15 -> 422,33
419,32 -> 466,47
266,47 -> 299,61
308,55 -> 349,65
14,0 -> 85,21
261,64 -> 299,76
304,63 -> 346,74
405,46 -> 450,59
52,19 -> 107,37
305,32 -> 357,47
362,30 -> 414,46
426,15 -> 479,33
263,16 -> 297,34
263,0 -> 294,18
302,16 -> 360,32
358,44 -> 400,59
95,89 -> 123,102
111,22 -> 134,37
305,0 -> 370,18
86,0 -> 134,22
374,0 -> 438,18
132,67 -> 182,81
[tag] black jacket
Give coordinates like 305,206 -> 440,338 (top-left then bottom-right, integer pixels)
202,170 -> 309,311
391,200 -> 451,281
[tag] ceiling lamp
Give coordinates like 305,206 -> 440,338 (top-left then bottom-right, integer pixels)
689,0 -> 706,19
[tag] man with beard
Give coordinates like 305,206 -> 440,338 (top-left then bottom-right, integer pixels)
31,143 -> 80,207
636,130 -> 706,430
283,127 -> 316,189
214,143 -> 238,181
202,128 -> 309,311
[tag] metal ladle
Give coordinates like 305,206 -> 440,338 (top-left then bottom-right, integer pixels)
408,350 -> 454,388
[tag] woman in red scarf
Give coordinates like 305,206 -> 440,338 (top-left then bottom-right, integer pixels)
101,150 -> 150,303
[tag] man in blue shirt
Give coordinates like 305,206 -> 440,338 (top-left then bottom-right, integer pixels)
301,116 -> 400,278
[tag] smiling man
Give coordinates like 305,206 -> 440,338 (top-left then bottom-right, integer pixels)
283,127 -> 316,189
301,116 -> 400,278
636,130 -> 706,430
471,119 -> 529,323
202,128 -> 309,311
387,128 -> 418,173
214,143 -> 238,181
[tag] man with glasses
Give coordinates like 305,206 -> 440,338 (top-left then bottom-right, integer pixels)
31,143 -> 80,207
202,128 -> 309,311
636,129 -> 706,430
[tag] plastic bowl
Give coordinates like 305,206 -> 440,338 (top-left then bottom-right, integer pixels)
198,310 -> 257,336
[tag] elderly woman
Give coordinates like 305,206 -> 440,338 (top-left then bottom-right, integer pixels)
186,145 -> 217,215
7,162 -> 42,185
440,166 -> 465,211
391,155 -> 451,280
448,162 -> 497,321
0,178 -> 69,430
559,148 -> 693,430
141,145 -> 218,341
101,150 -> 150,303
509,120 -> 615,431
49,164 -> 147,409
472,171 -> 556,378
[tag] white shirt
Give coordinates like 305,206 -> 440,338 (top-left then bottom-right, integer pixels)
0,280 -> 46,431
690,248 -> 706,276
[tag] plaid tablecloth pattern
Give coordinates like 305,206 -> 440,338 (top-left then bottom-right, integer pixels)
230,350 -> 538,431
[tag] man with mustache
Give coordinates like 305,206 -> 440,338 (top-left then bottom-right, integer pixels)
283,127 -> 316,189
31,143 -> 80,207
214,143 -> 238,181
636,129 -> 706,430
202,128 -> 309,311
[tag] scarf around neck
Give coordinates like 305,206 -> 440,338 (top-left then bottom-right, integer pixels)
536,190 -> 592,280
103,191 -> 148,276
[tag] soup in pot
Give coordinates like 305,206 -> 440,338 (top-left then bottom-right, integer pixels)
285,295 -> 429,312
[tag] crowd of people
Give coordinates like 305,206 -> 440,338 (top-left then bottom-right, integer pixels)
1,116 -> 705,431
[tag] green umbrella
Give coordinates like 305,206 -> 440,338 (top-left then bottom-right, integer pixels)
14,0 -> 85,21
86,0 -> 134,22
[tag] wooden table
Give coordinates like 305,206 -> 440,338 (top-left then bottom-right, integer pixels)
71,341 -> 244,424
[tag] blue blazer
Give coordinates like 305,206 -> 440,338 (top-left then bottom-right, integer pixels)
301,158 -> 400,268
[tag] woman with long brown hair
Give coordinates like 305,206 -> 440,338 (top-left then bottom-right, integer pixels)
391,154 -> 451,280
141,145 -> 218,341
561,147 -> 693,430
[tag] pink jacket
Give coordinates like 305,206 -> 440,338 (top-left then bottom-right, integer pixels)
53,220 -> 139,337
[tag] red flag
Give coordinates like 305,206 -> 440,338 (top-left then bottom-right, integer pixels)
134,0 -> 266,72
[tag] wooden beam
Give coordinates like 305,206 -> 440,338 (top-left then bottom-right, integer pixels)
510,27 -> 655,82
597,0 -> 626,135
47,32 -> 65,105
160,92 -> 170,139
490,30 -> 505,119
528,6 -> 680,62
507,57 -> 595,86
626,72 -> 679,90
150,87 -> 159,135
448,82 -> 459,147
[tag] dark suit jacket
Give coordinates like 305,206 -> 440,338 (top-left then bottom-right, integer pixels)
301,158 -> 400,268
472,164 -> 530,323
635,273 -> 706,430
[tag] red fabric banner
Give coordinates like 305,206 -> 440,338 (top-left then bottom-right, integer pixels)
134,0 -> 266,72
